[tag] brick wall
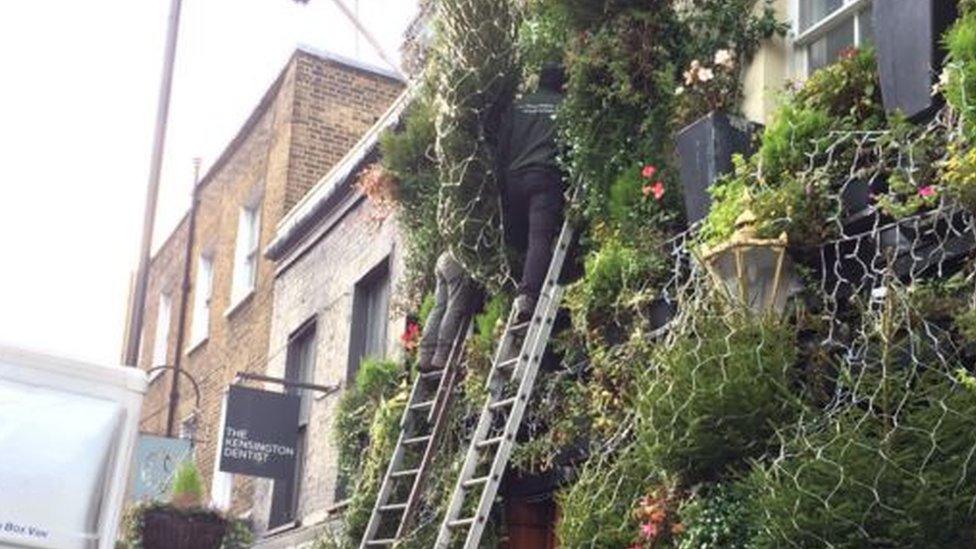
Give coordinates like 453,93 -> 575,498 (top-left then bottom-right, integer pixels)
132,48 -> 403,518
137,214 -> 190,436
250,187 -> 408,541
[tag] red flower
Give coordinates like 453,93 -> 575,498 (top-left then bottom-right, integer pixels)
641,165 -> 657,179
918,185 -> 937,198
401,322 -> 421,351
839,46 -> 859,60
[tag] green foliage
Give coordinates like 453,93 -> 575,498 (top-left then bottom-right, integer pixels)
749,369 -> 976,548
475,293 -> 508,350
636,310 -> 802,485
418,292 -> 436,329
560,8 -> 681,220
334,358 -> 402,510
380,97 -> 442,305
944,1 -> 976,140
557,445 -> 657,548
944,141 -> 976,213
757,103 -> 832,183
566,237 -> 669,346
677,483 -> 754,549
340,391 -> 408,545
170,460 -> 203,508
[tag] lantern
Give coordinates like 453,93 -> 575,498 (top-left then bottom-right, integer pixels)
701,207 -> 799,315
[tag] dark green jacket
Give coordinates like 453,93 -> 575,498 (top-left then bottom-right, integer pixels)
499,89 -> 563,178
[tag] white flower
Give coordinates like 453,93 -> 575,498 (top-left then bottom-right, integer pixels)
714,49 -> 735,69
698,67 -> 715,82
675,85 -> 685,96
684,69 -> 696,85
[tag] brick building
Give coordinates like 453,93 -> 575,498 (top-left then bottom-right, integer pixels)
128,46 -> 403,518
253,89 -> 412,546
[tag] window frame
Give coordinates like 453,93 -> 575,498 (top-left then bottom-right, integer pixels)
189,253 -> 214,350
230,204 -> 261,307
345,257 -> 391,385
269,319 -> 317,529
792,0 -> 872,76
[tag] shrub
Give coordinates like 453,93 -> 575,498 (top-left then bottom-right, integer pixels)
677,483 -> 755,549
636,310 -> 803,485
748,370 -> 976,548
943,1 -> 976,140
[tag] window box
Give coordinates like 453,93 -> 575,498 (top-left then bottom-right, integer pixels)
674,111 -> 758,225
873,0 -> 958,121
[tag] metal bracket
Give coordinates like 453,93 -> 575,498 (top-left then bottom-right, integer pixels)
233,371 -> 341,395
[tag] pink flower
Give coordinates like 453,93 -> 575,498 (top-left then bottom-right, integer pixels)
641,521 -> 659,539
652,181 -> 665,201
918,185 -> 937,198
641,165 -> 657,179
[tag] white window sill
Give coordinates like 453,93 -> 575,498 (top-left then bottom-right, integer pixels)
224,288 -> 255,319
186,336 -> 209,357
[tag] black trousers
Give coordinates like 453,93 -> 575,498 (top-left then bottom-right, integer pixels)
504,169 -> 565,298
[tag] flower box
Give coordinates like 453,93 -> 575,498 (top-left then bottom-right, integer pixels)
675,111 -> 758,225
873,0 -> 958,121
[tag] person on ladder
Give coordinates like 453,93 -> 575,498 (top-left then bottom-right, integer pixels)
417,251 -> 478,372
499,62 -> 569,321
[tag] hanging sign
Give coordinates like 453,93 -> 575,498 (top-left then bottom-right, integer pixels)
219,385 -> 299,479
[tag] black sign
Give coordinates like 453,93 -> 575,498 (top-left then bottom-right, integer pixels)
219,385 -> 300,479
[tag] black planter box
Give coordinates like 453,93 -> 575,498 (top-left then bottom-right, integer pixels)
675,112 -> 758,225
874,0 -> 958,121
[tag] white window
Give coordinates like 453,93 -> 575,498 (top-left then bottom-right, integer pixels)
152,293 -> 172,367
231,205 -> 261,305
794,0 -> 873,76
190,254 -> 213,346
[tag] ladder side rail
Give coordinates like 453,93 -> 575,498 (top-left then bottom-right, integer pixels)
360,427 -> 411,547
398,320 -> 472,538
463,286 -> 565,548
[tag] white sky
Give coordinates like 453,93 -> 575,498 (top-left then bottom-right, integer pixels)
0,0 -> 417,364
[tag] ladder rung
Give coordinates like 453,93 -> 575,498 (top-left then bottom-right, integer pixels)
366,539 -> 396,546
403,435 -> 431,445
448,517 -> 476,528
489,397 -> 517,410
410,400 -> 435,411
463,476 -> 491,488
420,368 -> 445,380
379,502 -> 407,512
509,321 -> 530,332
497,357 -> 519,369
477,435 -> 505,449
391,468 -> 420,478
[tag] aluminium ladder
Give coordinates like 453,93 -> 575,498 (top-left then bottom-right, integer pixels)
434,216 -> 575,549
360,319 -> 471,547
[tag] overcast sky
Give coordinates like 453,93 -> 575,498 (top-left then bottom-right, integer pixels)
0,0 -> 417,364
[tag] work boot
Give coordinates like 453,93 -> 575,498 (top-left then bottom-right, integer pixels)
513,293 -> 537,323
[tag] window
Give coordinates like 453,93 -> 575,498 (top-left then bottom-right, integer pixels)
190,254 -> 213,347
794,0 -> 873,75
346,259 -> 391,383
269,321 -> 317,529
152,293 -> 172,368
231,205 -> 261,305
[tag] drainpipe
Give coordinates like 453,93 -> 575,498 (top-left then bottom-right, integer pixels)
167,158 -> 201,438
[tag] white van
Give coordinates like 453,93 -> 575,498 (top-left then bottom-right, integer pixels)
0,345 -> 147,549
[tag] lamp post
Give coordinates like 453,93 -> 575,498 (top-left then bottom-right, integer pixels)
700,205 -> 799,315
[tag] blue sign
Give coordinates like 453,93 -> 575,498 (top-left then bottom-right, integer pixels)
128,434 -> 193,502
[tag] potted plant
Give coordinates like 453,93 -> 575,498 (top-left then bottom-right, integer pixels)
674,50 -> 760,225
873,0 -> 959,121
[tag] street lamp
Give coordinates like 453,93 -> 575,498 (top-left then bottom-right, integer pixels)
700,205 -> 799,315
